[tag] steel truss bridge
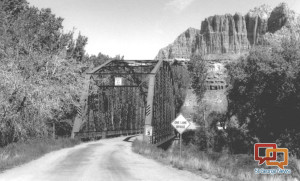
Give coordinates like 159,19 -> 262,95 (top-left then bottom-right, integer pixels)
71,59 -> 178,145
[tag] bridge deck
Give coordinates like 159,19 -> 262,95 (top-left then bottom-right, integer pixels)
74,129 -> 143,139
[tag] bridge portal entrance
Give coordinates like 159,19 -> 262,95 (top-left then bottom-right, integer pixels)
72,60 -> 176,145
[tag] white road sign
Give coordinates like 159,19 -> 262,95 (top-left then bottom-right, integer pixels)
171,114 -> 191,134
115,77 -> 123,86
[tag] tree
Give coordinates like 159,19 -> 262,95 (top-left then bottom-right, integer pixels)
186,54 -> 210,151
188,54 -> 207,103
114,54 -> 124,60
72,33 -> 88,61
90,52 -> 110,67
226,31 -> 300,156
0,0 -> 91,145
171,61 -> 191,113
0,1 -> 75,58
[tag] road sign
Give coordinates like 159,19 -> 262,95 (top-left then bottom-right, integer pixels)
171,114 -> 190,134
115,77 -> 123,86
171,114 -> 190,159
145,125 -> 153,136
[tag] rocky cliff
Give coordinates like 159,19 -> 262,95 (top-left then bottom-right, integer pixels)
156,27 -> 199,59
193,13 -> 250,55
156,3 -> 297,60
245,4 -> 271,45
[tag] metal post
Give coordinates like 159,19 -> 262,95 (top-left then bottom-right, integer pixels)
180,133 -> 182,159
143,75 -> 156,143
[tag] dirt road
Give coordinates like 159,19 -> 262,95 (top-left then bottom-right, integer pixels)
0,136 -> 211,181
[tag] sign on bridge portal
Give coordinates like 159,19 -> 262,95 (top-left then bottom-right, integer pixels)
114,77 -> 123,86
145,125 -> 153,136
171,114 -> 190,134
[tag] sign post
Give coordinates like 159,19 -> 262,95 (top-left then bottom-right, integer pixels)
180,132 -> 182,158
171,114 -> 191,159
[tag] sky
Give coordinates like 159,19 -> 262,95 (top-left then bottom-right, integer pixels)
27,0 -> 300,59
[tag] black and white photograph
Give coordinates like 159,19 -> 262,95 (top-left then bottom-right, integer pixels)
0,0 -> 299,180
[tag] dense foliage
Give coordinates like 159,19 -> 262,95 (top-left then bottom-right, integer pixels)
171,61 -> 191,113
187,26 -> 300,157
0,0 -> 110,146
188,54 -> 207,103
225,29 -> 300,156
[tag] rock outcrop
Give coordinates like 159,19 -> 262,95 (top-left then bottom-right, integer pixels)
156,3 -> 297,60
156,27 -> 199,60
193,13 -> 250,55
245,4 -> 271,45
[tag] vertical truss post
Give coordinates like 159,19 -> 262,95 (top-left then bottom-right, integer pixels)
144,59 -> 163,143
144,75 -> 156,143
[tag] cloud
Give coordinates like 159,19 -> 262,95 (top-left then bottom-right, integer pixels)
165,0 -> 195,12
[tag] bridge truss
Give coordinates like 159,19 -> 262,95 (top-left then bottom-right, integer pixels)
71,59 -> 176,144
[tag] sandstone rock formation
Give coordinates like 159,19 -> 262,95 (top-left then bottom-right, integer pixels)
245,4 -> 271,45
156,27 -> 199,60
156,3 -> 297,60
193,13 -> 250,55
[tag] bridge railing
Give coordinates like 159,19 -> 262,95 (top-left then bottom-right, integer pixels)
74,128 -> 144,139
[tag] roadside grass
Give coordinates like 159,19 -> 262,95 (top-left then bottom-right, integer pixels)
0,137 -> 80,171
132,139 -> 300,181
